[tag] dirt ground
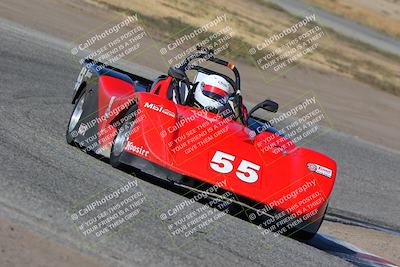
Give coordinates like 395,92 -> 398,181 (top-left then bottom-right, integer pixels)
0,218 -> 109,267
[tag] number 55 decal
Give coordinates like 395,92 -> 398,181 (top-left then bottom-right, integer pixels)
210,151 -> 261,183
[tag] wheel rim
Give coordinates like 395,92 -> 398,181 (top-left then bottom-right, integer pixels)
68,95 -> 85,133
113,121 -> 134,157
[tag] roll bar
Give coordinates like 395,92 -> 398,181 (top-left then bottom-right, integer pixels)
171,46 -> 245,124
177,47 -> 241,93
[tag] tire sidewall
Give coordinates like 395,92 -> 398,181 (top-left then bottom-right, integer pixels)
66,90 -> 86,145
110,109 -> 137,167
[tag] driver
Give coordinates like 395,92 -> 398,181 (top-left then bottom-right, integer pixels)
192,74 -> 237,120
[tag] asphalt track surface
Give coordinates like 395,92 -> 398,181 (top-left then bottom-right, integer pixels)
0,17 -> 398,266
269,0 -> 400,56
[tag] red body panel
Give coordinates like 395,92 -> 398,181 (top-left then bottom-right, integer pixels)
97,75 -> 136,152
94,75 -> 336,222
123,93 -> 336,218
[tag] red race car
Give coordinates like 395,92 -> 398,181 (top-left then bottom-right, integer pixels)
66,48 -> 336,239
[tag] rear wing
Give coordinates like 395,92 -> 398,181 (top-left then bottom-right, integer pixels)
72,59 -> 154,104
82,59 -> 153,86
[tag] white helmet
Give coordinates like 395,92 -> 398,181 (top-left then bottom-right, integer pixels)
194,74 -> 233,110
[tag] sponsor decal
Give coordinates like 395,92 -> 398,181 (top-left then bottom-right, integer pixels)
126,141 -> 150,157
307,163 -> 332,178
144,102 -> 175,118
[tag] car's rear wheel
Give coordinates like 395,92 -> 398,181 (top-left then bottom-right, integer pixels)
66,90 -> 86,145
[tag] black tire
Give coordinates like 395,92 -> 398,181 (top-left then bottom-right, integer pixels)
66,90 -> 86,145
110,111 -> 136,168
291,204 -> 328,240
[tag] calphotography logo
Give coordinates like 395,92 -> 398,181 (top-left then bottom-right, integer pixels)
70,13 -> 149,70
248,12 -> 329,80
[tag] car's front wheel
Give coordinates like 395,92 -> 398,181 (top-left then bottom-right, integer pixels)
110,113 -> 136,168
66,90 -> 86,145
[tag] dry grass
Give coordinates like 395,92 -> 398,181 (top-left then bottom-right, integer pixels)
304,0 -> 400,39
88,0 -> 400,96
